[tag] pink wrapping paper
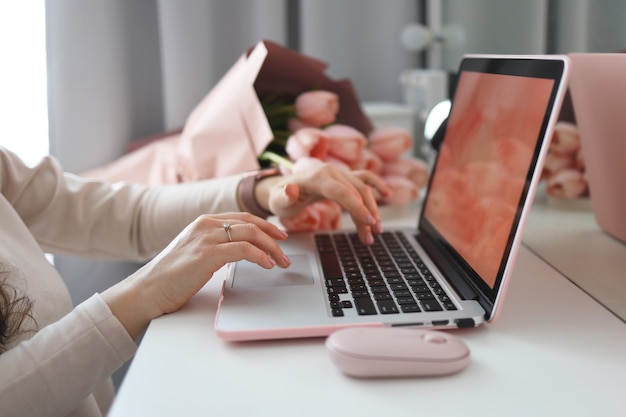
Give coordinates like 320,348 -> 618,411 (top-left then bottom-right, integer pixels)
81,40 -> 372,186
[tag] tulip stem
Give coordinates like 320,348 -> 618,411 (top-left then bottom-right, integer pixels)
259,151 -> 294,169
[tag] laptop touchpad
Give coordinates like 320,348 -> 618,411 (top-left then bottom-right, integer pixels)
231,254 -> 314,288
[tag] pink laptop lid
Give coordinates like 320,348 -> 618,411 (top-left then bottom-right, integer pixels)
568,53 -> 626,244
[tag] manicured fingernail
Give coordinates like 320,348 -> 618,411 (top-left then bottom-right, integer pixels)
365,233 -> 374,245
282,254 -> 291,267
366,214 -> 376,225
268,256 -> 277,267
375,222 -> 384,234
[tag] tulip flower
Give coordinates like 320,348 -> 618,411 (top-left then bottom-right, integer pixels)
279,200 -> 342,232
349,148 -> 384,174
550,121 -> 581,155
368,127 -> 413,161
542,151 -> 576,179
285,127 -> 330,161
383,157 -> 430,188
378,175 -> 419,206
539,122 -> 588,199
324,124 -> 367,162
287,117 -> 314,132
260,85 -> 430,209
575,147 -> 586,171
325,156 -> 352,172
294,90 -> 339,127
546,169 -> 588,199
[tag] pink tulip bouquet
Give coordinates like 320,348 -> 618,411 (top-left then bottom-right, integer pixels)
256,88 -> 430,232
79,40 -> 430,234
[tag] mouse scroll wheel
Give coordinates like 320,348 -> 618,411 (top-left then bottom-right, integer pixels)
423,333 -> 448,344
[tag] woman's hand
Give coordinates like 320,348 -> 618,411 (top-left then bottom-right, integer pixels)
255,164 -> 392,245
102,212 -> 289,340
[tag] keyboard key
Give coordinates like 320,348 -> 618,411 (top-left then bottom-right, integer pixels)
396,297 -> 418,305
320,231 -> 458,319
370,286 -> 391,294
367,279 -> 385,287
354,297 -> 377,315
415,292 -> 436,300
373,292 -> 393,301
352,290 -> 371,298
349,283 -> 367,292
319,252 -> 342,279
421,299 -> 443,312
400,303 -> 421,313
327,286 -> 348,294
389,283 -> 408,291
377,300 -> 399,314
412,284 -> 431,294
325,278 -> 345,288
347,277 -> 366,285
393,290 -> 412,298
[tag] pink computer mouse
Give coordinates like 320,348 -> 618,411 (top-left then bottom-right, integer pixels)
325,327 -> 470,378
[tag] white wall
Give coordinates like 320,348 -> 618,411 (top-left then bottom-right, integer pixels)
300,0 -> 421,102
440,0 -> 548,72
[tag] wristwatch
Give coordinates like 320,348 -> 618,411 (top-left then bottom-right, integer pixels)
238,168 -> 282,218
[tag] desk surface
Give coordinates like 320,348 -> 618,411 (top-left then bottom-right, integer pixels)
109,195 -> 626,417
524,192 -> 626,321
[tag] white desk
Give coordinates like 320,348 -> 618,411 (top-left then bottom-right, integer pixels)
109,196 -> 626,417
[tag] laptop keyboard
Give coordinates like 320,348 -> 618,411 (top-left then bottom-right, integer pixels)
315,231 -> 457,317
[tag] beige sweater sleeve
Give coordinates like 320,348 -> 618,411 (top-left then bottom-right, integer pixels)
0,294 -> 137,417
0,147 -> 252,416
1,148 -> 245,260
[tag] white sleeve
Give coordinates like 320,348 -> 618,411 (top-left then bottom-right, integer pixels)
0,294 -> 137,417
0,147 -> 244,260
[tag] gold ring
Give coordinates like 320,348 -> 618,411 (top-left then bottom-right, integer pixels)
223,222 -> 233,242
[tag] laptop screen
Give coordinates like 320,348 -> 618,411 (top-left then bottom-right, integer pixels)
420,57 -> 561,302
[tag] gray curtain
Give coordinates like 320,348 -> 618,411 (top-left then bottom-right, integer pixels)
438,0 -> 626,71
45,0 -> 421,388
440,0 -> 548,71
47,0 -> 421,175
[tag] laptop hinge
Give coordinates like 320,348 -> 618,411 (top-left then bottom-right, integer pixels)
415,233 -> 480,302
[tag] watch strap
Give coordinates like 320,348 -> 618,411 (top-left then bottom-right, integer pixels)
238,168 -> 281,218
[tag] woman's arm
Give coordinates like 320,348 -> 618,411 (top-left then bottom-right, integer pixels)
0,295 -> 136,417
0,147 -> 245,260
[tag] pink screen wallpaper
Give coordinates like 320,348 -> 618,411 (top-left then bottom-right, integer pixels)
423,71 -> 554,288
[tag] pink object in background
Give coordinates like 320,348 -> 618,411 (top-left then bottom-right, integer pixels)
368,127 -> 412,161
81,40 -> 373,186
285,128 -> 330,161
542,121 -> 589,198
382,157 -> 429,189
82,42 -> 274,185
294,91 -> 339,127
546,169 -> 588,198
379,175 -> 419,206
324,124 -> 367,162
278,200 -> 342,232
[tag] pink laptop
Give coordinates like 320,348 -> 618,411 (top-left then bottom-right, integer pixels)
215,54 -> 570,341
568,53 -> 626,244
